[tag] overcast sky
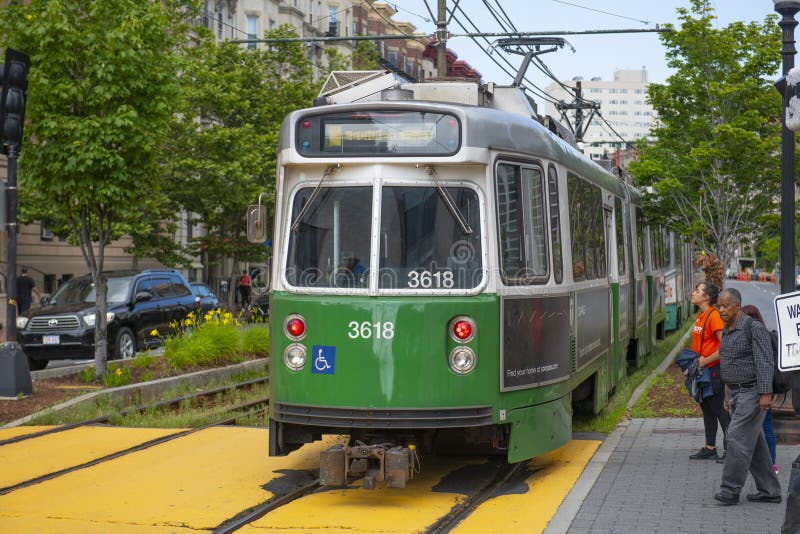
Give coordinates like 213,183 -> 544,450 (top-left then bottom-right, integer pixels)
399,1 -> 779,108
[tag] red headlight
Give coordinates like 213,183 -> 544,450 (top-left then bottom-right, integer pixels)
285,314 -> 306,340
450,316 -> 476,343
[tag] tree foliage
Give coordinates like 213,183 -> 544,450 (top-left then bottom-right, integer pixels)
0,0 -> 195,377
163,26 -> 320,297
629,0 -> 782,270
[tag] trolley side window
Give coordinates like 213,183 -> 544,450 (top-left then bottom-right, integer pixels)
286,186 -> 372,288
379,186 -> 482,289
635,207 -> 646,272
568,174 -> 605,281
614,197 -> 626,276
547,165 -> 563,284
495,162 -> 548,284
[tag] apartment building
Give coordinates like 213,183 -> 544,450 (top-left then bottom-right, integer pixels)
544,69 -> 655,162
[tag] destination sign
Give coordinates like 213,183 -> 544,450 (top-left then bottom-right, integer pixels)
296,110 -> 460,157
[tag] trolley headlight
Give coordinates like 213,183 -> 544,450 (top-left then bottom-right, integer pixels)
448,346 -> 477,375
16,317 -> 28,329
283,343 -> 307,371
449,316 -> 476,343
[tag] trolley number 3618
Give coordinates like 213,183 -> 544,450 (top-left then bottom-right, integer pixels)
348,321 -> 395,339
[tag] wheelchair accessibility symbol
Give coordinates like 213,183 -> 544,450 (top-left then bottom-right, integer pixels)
311,345 -> 335,374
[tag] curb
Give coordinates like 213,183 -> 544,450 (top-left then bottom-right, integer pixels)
544,327 -> 691,533
31,348 -> 166,381
3,358 -> 269,428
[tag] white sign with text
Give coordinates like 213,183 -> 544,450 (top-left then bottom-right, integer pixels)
773,291 -> 800,372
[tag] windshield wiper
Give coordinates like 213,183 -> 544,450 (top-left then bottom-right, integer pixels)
290,164 -> 340,232
426,165 -> 472,235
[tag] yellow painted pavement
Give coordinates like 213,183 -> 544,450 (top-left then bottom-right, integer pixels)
0,424 -> 601,533
0,426 -> 178,488
453,439 -> 602,534
0,425 -> 53,440
240,456 -> 487,533
0,426 -> 346,532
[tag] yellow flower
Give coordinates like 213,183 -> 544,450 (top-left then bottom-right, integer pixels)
150,329 -> 159,337
115,368 -> 122,376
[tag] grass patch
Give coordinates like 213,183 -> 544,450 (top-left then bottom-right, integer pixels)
28,368 -> 267,426
573,322 -> 692,434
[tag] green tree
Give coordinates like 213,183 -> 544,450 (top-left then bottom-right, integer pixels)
351,40 -> 382,70
164,26 -> 318,302
0,0 -> 195,379
629,0 -> 781,271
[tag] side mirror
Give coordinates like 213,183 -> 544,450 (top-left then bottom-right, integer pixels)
40,295 -> 50,306
247,204 -> 269,243
134,290 -> 153,303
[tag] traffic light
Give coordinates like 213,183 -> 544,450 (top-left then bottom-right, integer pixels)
0,49 -> 30,155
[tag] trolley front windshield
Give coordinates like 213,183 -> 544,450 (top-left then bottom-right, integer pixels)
285,185 -> 482,291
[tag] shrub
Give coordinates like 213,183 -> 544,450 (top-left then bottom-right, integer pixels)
80,367 -> 96,383
241,325 -> 270,354
132,352 -> 155,369
103,366 -> 131,388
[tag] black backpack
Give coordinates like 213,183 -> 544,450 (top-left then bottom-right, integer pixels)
745,318 -> 791,395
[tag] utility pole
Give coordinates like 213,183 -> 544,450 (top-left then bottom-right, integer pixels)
437,0 -> 447,78
555,80 -> 601,144
0,49 -> 32,397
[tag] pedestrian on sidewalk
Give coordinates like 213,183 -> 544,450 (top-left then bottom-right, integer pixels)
688,282 -> 729,461
740,305 -> 779,476
238,269 -> 252,309
16,267 -> 41,314
713,288 -> 781,506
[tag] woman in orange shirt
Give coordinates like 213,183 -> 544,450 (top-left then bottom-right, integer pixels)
689,282 -> 729,460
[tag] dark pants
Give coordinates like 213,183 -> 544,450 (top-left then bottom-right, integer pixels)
239,286 -> 251,308
700,368 -> 730,448
17,299 -> 31,314
719,386 -> 781,498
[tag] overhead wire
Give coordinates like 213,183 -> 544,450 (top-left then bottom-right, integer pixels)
596,112 -> 630,145
448,3 -> 560,105
365,0 -> 428,45
550,0 -> 652,25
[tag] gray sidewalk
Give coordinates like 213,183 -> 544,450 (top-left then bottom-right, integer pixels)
565,417 -> 799,533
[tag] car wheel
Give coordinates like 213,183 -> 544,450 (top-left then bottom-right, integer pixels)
115,327 -> 136,360
27,357 -> 48,371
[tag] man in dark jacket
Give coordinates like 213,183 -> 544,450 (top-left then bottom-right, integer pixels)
16,267 -> 40,314
713,288 -> 781,505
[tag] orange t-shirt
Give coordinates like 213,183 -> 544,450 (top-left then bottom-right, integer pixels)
690,306 -> 724,365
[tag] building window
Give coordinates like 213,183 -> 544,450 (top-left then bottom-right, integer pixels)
619,89 -> 628,94
388,51 -> 397,66
246,15 -> 258,49
269,18 -> 275,30
345,9 -> 350,37
217,11 -> 224,40
328,7 -> 338,36
40,221 -> 54,241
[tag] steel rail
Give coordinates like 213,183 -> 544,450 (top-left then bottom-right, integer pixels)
424,461 -> 527,533
212,478 -> 321,533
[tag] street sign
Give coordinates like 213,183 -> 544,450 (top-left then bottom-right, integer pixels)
773,291 -> 800,372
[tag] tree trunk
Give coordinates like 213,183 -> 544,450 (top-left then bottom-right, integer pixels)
93,273 -> 108,380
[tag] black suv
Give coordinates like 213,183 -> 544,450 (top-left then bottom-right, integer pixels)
18,269 -> 195,370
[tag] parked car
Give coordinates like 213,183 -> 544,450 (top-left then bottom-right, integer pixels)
17,269 -> 196,370
190,282 -> 219,315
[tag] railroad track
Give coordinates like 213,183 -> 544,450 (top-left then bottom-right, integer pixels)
0,376 -> 269,446
0,378 -> 270,495
424,460 -> 528,534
